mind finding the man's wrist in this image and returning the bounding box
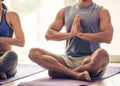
[77,32,83,38]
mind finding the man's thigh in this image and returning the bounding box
[30,48,67,66]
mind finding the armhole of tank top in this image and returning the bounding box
[64,3,76,16]
[4,10,13,30]
[97,6,103,23]
[3,10,13,37]
[64,6,71,23]
[98,6,104,14]
[64,6,68,24]
[0,10,4,25]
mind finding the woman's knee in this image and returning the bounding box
[0,50,18,73]
[2,50,18,63]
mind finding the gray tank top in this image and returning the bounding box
[64,3,102,57]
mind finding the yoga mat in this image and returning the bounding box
[0,64,45,85]
[18,66,120,86]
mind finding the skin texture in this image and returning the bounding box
[0,0,25,79]
[0,1,25,54]
[28,0,113,81]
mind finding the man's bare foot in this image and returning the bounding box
[0,72,7,80]
[75,71,91,81]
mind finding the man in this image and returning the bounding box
[28,0,113,81]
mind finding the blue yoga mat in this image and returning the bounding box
[0,64,45,85]
[18,66,120,86]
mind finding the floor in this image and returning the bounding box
[89,63,120,86]
[1,63,120,86]
[89,74,120,86]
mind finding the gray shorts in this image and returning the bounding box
[61,55,88,69]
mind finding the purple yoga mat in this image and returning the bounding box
[0,64,45,85]
[18,66,120,86]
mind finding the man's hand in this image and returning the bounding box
[71,14,83,37]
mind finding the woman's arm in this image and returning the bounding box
[0,11,25,47]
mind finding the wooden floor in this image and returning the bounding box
[1,63,120,86]
[89,74,120,86]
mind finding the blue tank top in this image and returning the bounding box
[64,3,102,57]
[0,10,13,37]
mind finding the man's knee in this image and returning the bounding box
[96,48,109,60]
[28,48,41,61]
[93,48,109,65]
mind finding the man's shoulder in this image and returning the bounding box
[64,3,77,12]
[66,3,77,8]
[99,7,110,17]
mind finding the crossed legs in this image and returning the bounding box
[29,48,109,80]
[0,50,18,79]
[29,48,91,81]
[74,48,109,78]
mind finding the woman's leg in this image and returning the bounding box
[0,50,18,79]
[6,58,18,78]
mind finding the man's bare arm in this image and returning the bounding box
[76,8,114,44]
[45,8,74,41]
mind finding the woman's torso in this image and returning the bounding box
[0,10,13,54]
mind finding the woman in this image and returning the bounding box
[0,0,25,79]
